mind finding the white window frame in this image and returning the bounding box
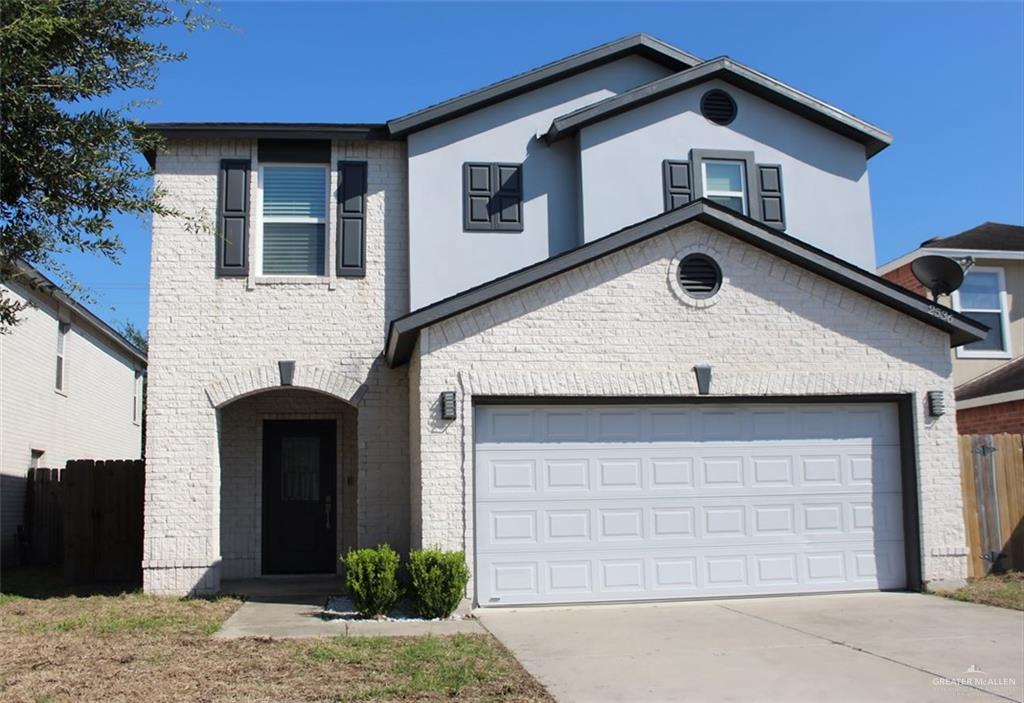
[255,162,330,278]
[952,266,1012,359]
[701,159,748,216]
[55,320,70,394]
[132,370,143,425]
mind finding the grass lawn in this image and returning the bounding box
[0,569,551,702]
[937,571,1024,611]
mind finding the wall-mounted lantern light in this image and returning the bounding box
[440,391,457,420]
[927,390,946,418]
[694,365,712,395]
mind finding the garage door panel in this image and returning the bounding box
[476,404,906,606]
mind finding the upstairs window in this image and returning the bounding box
[55,321,69,392]
[701,160,747,215]
[260,164,328,276]
[953,268,1011,358]
[133,371,143,424]
[463,163,523,231]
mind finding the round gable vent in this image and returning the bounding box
[700,89,737,125]
[678,254,722,299]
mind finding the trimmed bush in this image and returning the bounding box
[343,545,402,618]
[408,548,470,619]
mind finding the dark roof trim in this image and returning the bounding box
[955,356,1024,402]
[143,123,390,167]
[8,260,148,366]
[385,200,985,367]
[386,34,700,137]
[544,58,893,157]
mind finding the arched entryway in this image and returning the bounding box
[216,387,358,580]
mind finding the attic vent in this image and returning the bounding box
[700,89,737,125]
[678,254,722,299]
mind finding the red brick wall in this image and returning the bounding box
[882,262,928,296]
[956,400,1024,435]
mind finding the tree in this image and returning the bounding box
[0,0,218,330]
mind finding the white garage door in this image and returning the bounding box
[474,403,906,606]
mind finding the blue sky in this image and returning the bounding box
[57,1,1024,334]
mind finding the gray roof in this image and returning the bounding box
[386,34,700,137]
[922,222,1024,251]
[543,57,893,157]
[9,261,147,366]
[384,200,985,367]
[956,356,1024,403]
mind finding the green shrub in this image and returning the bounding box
[343,545,402,618]
[408,548,470,619]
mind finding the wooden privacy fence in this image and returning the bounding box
[21,460,144,584]
[959,434,1024,577]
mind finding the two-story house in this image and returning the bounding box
[1,262,147,565]
[880,222,1023,435]
[143,35,984,603]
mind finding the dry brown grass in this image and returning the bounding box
[939,571,1024,611]
[0,579,551,702]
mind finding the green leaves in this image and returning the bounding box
[0,0,220,330]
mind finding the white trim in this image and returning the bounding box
[956,390,1024,411]
[701,159,748,216]
[878,247,1024,275]
[255,162,330,278]
[951,266,1012,359]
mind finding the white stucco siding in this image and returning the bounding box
[0,282,143,559]
[578,79,877,269]
[412,221,966,595]
[144,138,409,594]
[407,55,674,309]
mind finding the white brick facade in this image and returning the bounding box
[411,222,968,589]
[145,138,409,594]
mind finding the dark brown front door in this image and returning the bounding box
[262,420,336,574]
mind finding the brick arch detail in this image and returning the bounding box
[204,364,365,408]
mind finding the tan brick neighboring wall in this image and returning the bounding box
[413,222,967,592]
[145,138,409,595]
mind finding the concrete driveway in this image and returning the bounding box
[477,593,1023,703]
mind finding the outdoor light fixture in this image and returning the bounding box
[927,390,946,418]
[440,391,457,420]
[278,360,295,386]
[694,365,712,395]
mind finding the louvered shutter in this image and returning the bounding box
[216,159,250,276]
[337,161,368,277]
[757,164,786,230]
[662,160,692,211]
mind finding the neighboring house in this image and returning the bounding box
[144,35,985,602]
[880,223,1023,434]
[0,262,147,565]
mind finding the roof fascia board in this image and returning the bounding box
[385,201,985,367]
[147,123,390,140]
[544,58,892,157]
[7,261,147,366]
[386,34,700,137]
[955,390,1023,410]
[878,247,1024,275]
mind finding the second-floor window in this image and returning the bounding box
[260,164,328,276]
[55,320,69,392]
[701,160,748,215]
[953,267,1011,358]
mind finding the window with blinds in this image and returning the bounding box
[261,165,327,275]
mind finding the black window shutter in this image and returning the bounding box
[337,161,368,277]
[493,163,523,231]
[662,160,692,211]
[757,164,786,230]
[464,163,493,231]
[216,159,250,276]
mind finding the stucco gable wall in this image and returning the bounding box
[413,221,965,589]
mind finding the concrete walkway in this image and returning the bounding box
[478,592,1024,703]
[214,576,483,639]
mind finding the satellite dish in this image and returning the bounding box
[911,255,968,298]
